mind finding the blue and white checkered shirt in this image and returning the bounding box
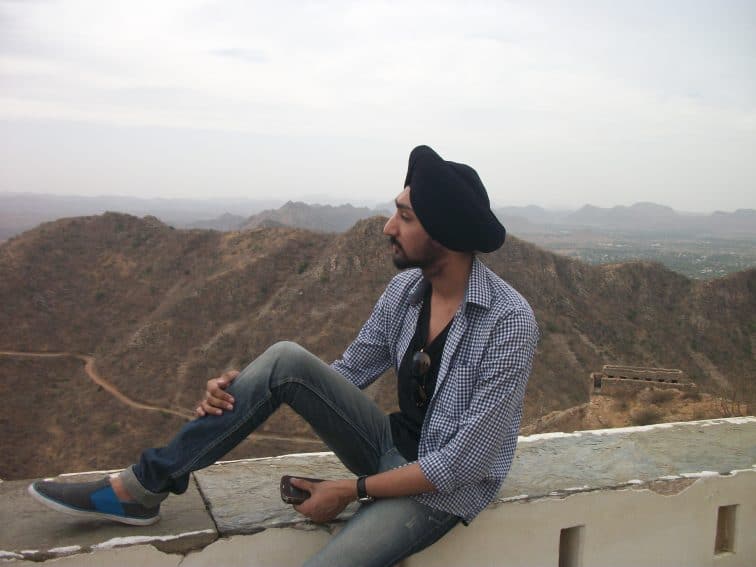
[331,257,539,523]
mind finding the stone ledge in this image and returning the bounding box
[1,470,217,562]
[2,417,754,563]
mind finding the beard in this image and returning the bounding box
[390,237,443,270]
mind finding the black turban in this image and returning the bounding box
[404,145,506,253]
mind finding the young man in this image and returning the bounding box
[29,145,539,566]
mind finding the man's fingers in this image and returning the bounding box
[203,401,223,416]
[208,381,235,404]
[207,389,234,408]
[203,395,230,414]
[208,381,227,395]
[198,370,239,417]
[217,370,240,389]
[199,392,227,415]
[290,477,313,492]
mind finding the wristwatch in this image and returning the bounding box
[356,475,374,503]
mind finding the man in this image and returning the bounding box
[29,145,539,566]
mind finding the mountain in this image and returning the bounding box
[707,209,756,235]
[241,201,392,232]
[494,205,570,226]
[0,214,753,479]
[3,194,752,241]
[184,213,247,231]
[564,203,756,236]
[0,193,281,240]
[567,202,685,230]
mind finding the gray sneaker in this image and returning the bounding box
[28,478,160,526]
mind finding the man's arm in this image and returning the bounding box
[291,463,434,523]
[330,288,393,388]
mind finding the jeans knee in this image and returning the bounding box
[263,341,312,376]
[266,340,305,361]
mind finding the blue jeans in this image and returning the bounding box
[121,341,459,566]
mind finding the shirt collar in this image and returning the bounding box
[408,257,491,310]
[465,256,492,310]
[409,277,429,306]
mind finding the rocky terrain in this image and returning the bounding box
[0,213,753,479]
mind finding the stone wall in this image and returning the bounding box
[3,417,755,566]
[589,364,696,396]
[602,364,687,383]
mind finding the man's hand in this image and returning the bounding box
[196,370,239,417]
[291,478,356,523]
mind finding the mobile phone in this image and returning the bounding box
[280,475,325,504]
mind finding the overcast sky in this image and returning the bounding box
[1,0,754,212]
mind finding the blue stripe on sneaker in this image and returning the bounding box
[90,486,125,517]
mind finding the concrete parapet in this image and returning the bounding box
[2,417,755,566]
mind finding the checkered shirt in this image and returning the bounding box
[331,257,539,523]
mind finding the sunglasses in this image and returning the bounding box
[411,349,432,407]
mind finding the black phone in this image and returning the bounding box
[280,475,324,504]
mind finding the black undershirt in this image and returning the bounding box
[389,285,452,461]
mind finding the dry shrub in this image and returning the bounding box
[648,389,676,405]
[681,389,702,401]
[631,406,662,426]
[692,409,710,421]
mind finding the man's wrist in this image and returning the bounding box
[334,479,359,503]
[356,475,375,503]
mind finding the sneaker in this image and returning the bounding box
[28,477,160,526]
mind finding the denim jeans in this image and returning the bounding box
[121,341,459,566]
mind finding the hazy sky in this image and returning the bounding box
[1,0,754,212]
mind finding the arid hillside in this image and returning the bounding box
[0,213,753,479]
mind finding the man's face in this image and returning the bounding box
[383,186,444,270]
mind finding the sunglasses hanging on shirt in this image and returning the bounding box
[411,286,433,408]
[412,349,432,407]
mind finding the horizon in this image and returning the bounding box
[0,190,753,216]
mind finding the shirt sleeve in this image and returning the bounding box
[418,307,539,494]
[330,288,393,389]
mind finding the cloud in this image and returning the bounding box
[210,48,267,63]
[0,0,753,210]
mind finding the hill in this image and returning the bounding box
[0,193,281,239]
[521,388,731,435]
[0,214,753,478]
[241,201,391,232]
[562,203,756,236]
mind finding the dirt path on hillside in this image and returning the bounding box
[0,350,194,419]
[0,350,325,445]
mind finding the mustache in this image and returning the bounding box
[389,237,403,250]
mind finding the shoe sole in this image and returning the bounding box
[28,483,160,526]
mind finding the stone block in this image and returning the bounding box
[194,452,358,535]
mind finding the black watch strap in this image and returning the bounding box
[356,475,374,502]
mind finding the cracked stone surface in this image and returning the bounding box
[194,453,359,535]
[502,417,756,500]
[0,471,216,562]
